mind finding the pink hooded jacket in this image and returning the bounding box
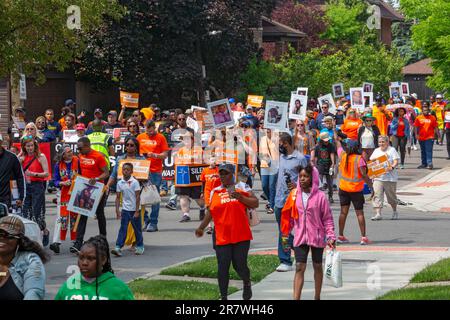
[281,166,336,248]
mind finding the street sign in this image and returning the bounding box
[19,74,26,100]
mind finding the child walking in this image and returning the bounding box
[281,164,336,300]
[111,163,144,256]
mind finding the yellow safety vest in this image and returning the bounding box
[87,132,111,169]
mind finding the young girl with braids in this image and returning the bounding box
[55,235,134,300]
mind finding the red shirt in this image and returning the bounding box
[209,187,253,245]
[23,155,46,182]
[79,150,108,179]
[137,133,169,173]
[397,118,405,137]
[414,114,437,141]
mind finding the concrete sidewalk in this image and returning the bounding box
[229,247,450,300]
[397,166,450,213]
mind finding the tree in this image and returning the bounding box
[76,0,277,108]
[400,0,450,93]
[391,21,425,65]
[0,0,123,82]
[270,0,329,52]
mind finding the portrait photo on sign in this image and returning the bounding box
[363,82,374,93]
[332,83,344,98]
[401,82,410,96]
[207,99,234,129]
[318,94,336,114]
[264,100,288,130]
[288,94,308,120]
[389,85,401,99]
[67,176,104,218]
[363,92,374,109]
[350,88,365,111]
[296,87,308,96]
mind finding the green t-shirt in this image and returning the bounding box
[55,272,134,300]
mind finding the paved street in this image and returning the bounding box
[44,144,450,299]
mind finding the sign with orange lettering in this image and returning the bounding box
[120,91,139,109]
[117,159,150,180]
[367,154,390,179]
[247,95,264,108]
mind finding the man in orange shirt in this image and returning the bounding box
[414,105,439,169]
[341,109,362,141]
[372,95,393,136]
[70,137,110,254]
[137,120,169,232]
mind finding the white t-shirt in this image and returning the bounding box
[302,192,310,208]
[116,177,141,211]
[370,147,400,182]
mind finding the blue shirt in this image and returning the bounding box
[275,150,307,208]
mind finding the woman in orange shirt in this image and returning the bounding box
[341,109,362,141]
[195,163,258,300]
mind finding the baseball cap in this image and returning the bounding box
[246,105,253,110]
[229,98,236,104]
[436,94,443,99]
[337,106,346,112]
[76,123,86,130]
[319,131,331,142]
[324,116,334,122]
[65,99,75,106]
[411,93,418,99]
[185,109,193,115]
[0,215,25,237]
[107,110,117,116]
[218,163,236,174]
[94,108,103,114]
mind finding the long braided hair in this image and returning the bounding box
[82,235,113,299]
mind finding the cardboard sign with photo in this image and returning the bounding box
[389,85,401,99]
[288,93,308,120]
[350,88,365,113]
[296,87,308,97]
[401,82,410,96]
[363,92,374,109]
[332,83,345,98]
[67,176,105,217]
[207,99,235,129]
[264,100,288,130]
[318,93,337,114]
[363,82,374,93]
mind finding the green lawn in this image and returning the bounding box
[410,258,450,283]
[160,254,279,283]
[129,279,238,300]
[377,286,450,300]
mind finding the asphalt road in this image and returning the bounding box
[43,143,450,299]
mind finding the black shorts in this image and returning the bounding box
[175,186,202,199]
[294,245,324,264]
[338,189,365,210]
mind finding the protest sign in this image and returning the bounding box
[367,154,390,179]
[389,84,401,99]
[120,91,139,108]
[288,94,308,120]
[247,95,264,108]
[265,101,288,130]
[350,88,365,113]
[162,149,174,180]
[296,87,308,96]
[332,83,344,98]
[318,94,336,114]
[445,111,450,123]
[401,82,410,96]
[67,176,105,217]
[192,106,214,130]
[363,92,374,109]
[63,130,79,143]
[117,159,150,180]
[12,117,26,130]
[174,164,208,187]
[113,128,130,143]
[207,99,234,129]
[186,117,199,132]
[363,82,374,93]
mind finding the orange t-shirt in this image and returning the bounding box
[209,187,253,245]
[79,150,108,179]
[58,117,66,129]
[137,133,169,173]
[341,118,362,140]
[414,114,437,141]
[373,105,392,135]
[200,167,221,207]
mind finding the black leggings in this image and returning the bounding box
[215,240,251,299]
[392,135,407,165]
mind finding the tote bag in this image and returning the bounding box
[325,249,343,288]
[140,183,161,206]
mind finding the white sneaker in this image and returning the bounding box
[276,263,293,272]
[111,247,122,257]
[413,145,418,151]
[391,211,398,220]
[371,214,382,221]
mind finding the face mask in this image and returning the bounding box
[279,145,287,155]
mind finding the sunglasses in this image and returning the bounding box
[126,143,136,147]
[297,124,305,127]
[25,127,35,131]
[0,231,20,240]
[128,125,137,128]
[178,118,186,121]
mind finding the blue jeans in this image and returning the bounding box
[419,139,434,166]
[261,174,278,209]
[148,172,162,227]
[116,210,143,248]
[274,207,293,266]
[161,179,168,192]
